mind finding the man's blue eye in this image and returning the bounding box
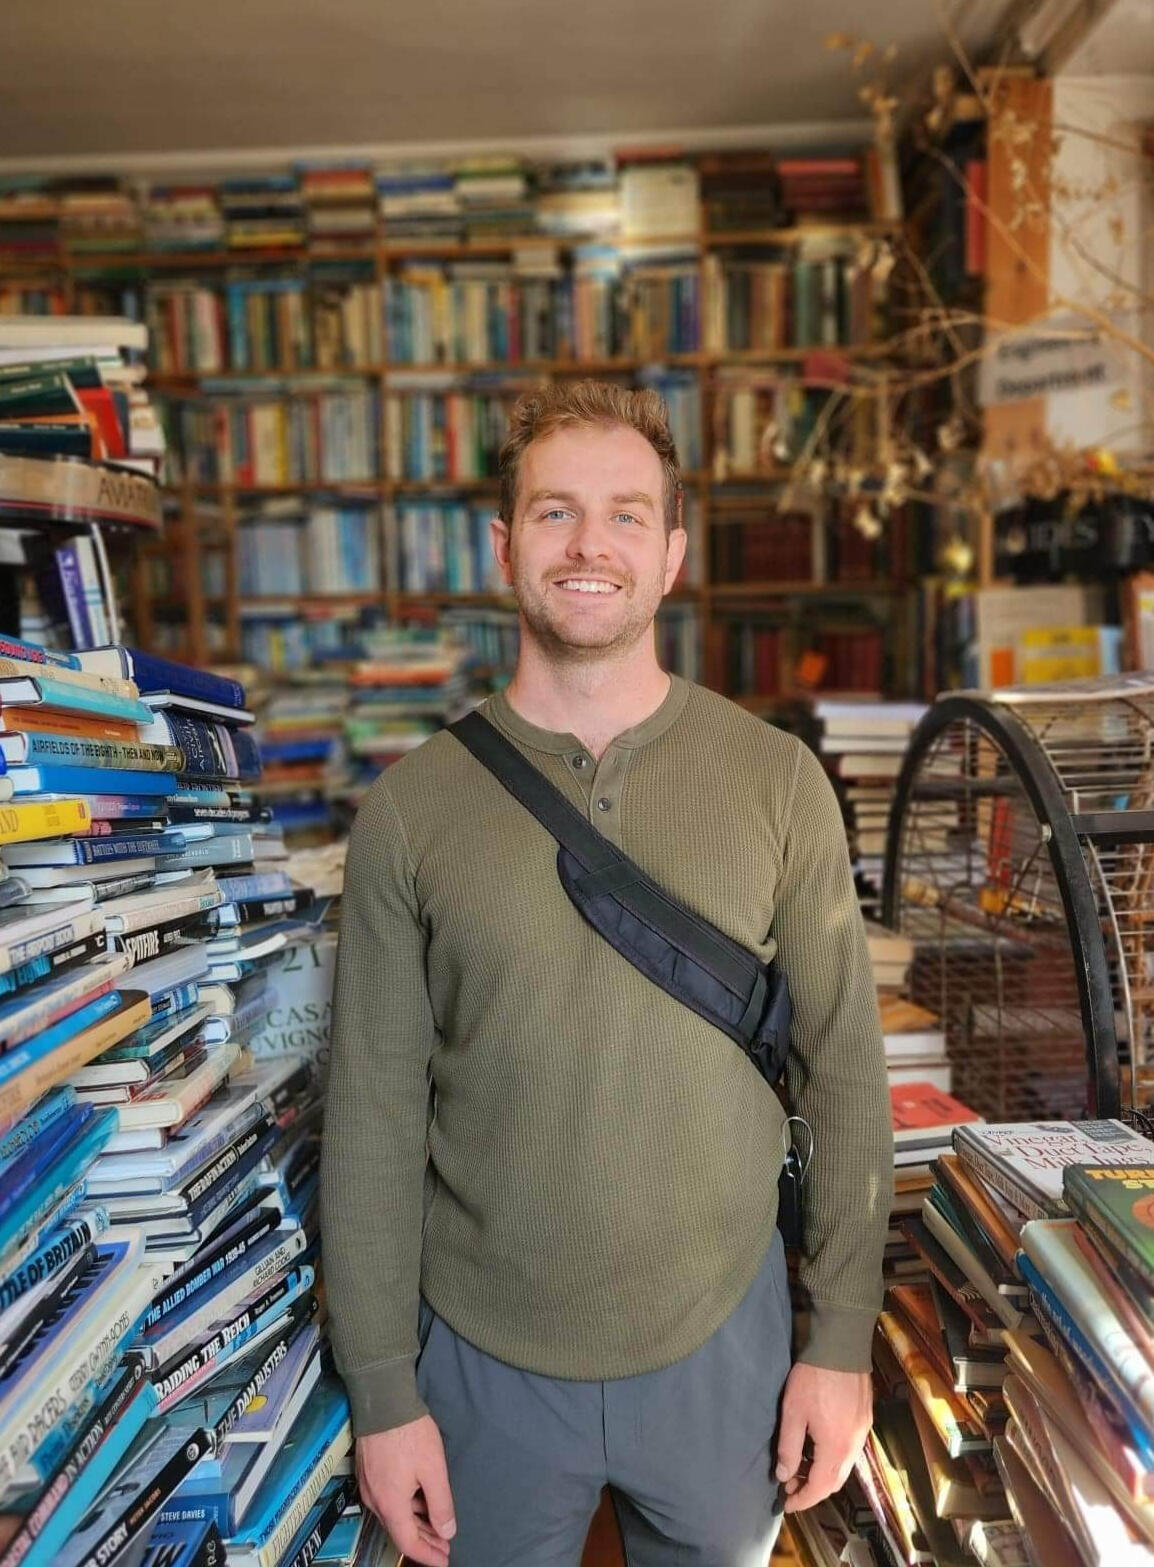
[544,509,569,521]
[615,513,640,525]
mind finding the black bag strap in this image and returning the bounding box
[450,709,756,999]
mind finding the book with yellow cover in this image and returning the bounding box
[0,798,90,843]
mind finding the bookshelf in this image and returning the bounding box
[1,149,915,702]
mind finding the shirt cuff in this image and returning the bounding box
[796,1299,878,1372]
[341,1353,428,1436]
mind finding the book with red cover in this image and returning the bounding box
[892,1082,983,1143]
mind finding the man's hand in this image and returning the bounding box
[774,1363,872,1514]
[356,1417,457,1566]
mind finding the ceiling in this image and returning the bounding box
[2,0,1024,173]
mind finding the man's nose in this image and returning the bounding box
[564,514,613,558]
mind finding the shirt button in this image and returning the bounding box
[572,754,588,770]
[596,796,612,812]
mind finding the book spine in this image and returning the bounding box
[0,800,91,847]
[1063,1178,1154,1295]
[0,957,129,1051]
[278,1477,356,1567]
[0,1088,76,1173]
[246,1421,351,1567]
[154,1284,316,1412]
[141,1203,282,1330]
[10,737,184,774]
[0,1254,165,1492]
[142,1228,304,1366]
[0,640,77,671]
[0,1208,111,1314]
[72,1427,215,1567]
[0,998,150,1126]
[953,1141,1050,1222]
[0,913,104,978]
[10,767,176,799]
[53,548,93,650]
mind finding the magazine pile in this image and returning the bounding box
[790,1113,1154,1567]
[0,634,386,1567]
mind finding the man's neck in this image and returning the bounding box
[503,640,672,760]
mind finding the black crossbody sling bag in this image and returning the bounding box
[450,709,807,1245]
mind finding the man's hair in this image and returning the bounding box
[498,380,683,534]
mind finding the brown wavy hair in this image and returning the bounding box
[498,380,683,534]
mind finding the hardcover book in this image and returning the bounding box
[954,1121,1154,1219]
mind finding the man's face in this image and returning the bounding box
[490,424,688,661]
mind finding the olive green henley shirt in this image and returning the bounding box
[321,676,893,1436]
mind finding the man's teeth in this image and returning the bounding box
[557,580,618,594]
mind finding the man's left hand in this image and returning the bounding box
[773,1363,872,1513]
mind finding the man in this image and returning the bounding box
[321,381,892,1567]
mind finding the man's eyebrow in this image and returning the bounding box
[522,489,657,508]
[524,489,579,506]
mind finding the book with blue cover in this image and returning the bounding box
[0,1086,76,1175]
[4,765,177,798]
[77,649,246,712]
[0,678,153,728]
[1,832,184,866]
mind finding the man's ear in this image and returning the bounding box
[663,527,689,594]
[490,516,513,587]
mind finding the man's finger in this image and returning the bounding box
[783,1458,841,1514]
[389,1516,450,1567]
[419,1463,458,1542]
[773,1398,807,1483]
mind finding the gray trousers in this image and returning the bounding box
[415,1232,792,1567]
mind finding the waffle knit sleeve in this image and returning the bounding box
[774,741,893,1372]
[320,782,438,1435]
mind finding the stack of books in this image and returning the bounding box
[173,382,379,487]
[0,315,164,489]
[299,166,377,247]
[842,1115,1154,1567]
[342,632,468,798]
[813,699,928,918]
[0,630,374,1567]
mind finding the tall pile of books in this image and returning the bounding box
[0,632,386,1566]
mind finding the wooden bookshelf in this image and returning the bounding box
[6,150,917,694]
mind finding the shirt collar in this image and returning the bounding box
[484,674,690,755]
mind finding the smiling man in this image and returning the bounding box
[321,382,892,1567]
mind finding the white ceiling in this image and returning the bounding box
[2,0,1023,173]
[1061,0,1154,75]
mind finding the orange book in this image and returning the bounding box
[0,706,139,743]
[936,1152,1022,1274]
[889,1283,954,1383]
[891,1082,982,1136]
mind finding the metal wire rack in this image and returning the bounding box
[881,673,1154,1123]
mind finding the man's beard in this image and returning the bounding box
[509,547,667,662]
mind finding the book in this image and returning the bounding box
[0,679,152,727]
[1063,1162,1154,1294]
[105,1042,240,1132]
[0,734,183,774]
[935,1153,1023,1275]
[2,831,180,865]
[0,708,138,743]
[4,765,176,799]
[76,651,245,712]
[0,801,90,845]
[891,1084,983,1147]
[0,953,131,1049]
[954,1121,1154,1220]
[876,1310,990,1457]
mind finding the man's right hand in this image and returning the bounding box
[356,1416,457,1567]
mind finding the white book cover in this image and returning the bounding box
[955,1121,1154,1218]
[15,858,156,889]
